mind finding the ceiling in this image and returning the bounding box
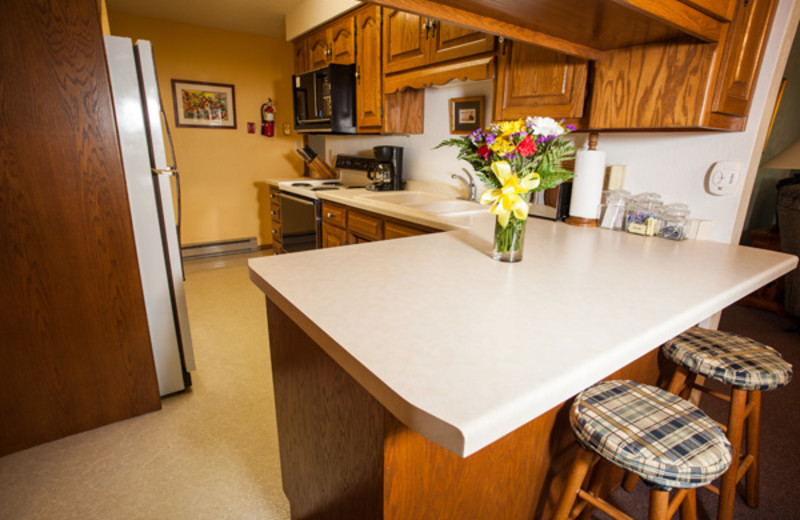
[106,0,300,39]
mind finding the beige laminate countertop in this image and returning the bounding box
[249,199,798,458]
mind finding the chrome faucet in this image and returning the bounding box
[451,169,477,201]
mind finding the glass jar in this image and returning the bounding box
[599,190,630,231]
[658,203,690,240]
[625,193,664,236]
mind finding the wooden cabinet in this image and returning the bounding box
[295,13,356,74]
[321,201,437,247]
[679,0,737,21]
[383,9,494,74]
[355,5,384,132]
[588,0,777,131]
[494,41,588,127]
[269,186,283,254]
[710,0,776,117]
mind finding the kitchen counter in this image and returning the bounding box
[248,208,797,518]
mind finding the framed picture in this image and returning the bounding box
[449,96,484,134]
[171,79,236,129]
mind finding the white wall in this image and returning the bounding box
[324,0,800,244]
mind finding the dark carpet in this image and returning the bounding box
[601,304,800,519]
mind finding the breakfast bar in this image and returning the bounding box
[248,216,797,519]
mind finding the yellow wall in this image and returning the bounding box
[109,12,304,246]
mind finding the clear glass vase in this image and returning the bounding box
[492,215,528,262]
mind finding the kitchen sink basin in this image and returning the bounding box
[357,191,449,205]
[405,199,484,215]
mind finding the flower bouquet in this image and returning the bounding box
[436,117,576,262]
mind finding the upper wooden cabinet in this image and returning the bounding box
[589,0,777,130]
[679,0,737,21]
[355,5,384,132]
[383,9,494,74]
[494,40,588,127]
[367,0,726,60]
[295,14,356,73]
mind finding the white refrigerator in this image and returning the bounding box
[104,35,196,396]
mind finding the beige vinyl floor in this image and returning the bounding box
[0,251,290,520]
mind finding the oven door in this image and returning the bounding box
[279,193,318,253]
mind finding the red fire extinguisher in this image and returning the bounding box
[261,99,275,137]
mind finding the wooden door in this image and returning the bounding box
[329,15,356,65]
[308,28,330,70]
[429,21,495,65]
[711,0,776,117]
[294,37,308,74]
[322,224,348,248]
[494,42,588,125]
[383,9,428,74]
[356,5,384,132]
[0,0,161,456]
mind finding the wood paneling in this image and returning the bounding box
[679,0,737,20]
[266,300,384,519]
[429,21,495,64]
[494,41,588,126]
[0,0,161,456]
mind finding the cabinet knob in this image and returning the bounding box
[326,212,335,218]
[271,210,277,215]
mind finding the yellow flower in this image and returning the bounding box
[480,161,541,227]
[489,137,515,156]
[495,120,525,137]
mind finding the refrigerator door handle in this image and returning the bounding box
[160,109,178,170]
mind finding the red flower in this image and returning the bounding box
[517,135,537,157]
[477,144,492,161]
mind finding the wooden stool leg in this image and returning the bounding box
[680,488,697,520]
[649,488,670,520]
[745,390,761,508]
[718,387,748,520]
[553,448,596,520]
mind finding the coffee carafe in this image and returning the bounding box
[367,146,405,191]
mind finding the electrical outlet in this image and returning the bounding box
[706,161,740,196]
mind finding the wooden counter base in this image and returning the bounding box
[266,298,668,519]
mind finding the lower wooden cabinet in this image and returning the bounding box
[269,186,284,255]
[321,201,438,248]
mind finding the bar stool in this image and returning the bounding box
[661,327,793,520]
[553,380,732,520]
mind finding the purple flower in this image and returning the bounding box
[485,133,496,145]
[566,124,576,131]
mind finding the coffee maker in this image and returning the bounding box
[367,146,405,191]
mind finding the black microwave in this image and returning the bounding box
[293,64,356,134]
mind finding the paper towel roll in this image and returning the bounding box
[569,150,606,220]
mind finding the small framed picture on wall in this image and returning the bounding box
[449,96,484,134]
[171,79,237,129]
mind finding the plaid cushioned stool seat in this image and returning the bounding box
[571,380,732,489]
[663,327,792,390]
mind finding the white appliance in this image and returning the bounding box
[104,36,196,396]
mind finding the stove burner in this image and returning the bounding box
[347,185,367,189]
[311,186,341,191]
[291,182,312,187]
[322,181,343,186]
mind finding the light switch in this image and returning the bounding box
[706,161,741,196]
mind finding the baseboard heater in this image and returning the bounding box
[181,237,258,259]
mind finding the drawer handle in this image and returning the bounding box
[272,229,277,234]
[326,212,335,218]
[271,210,277,215]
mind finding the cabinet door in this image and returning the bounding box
[356,5,384,132]
[711,0,776,117]
[494,42,588,124]
[384,221,433,240]
[308,28,331,70]
[294,38,308,74]
[322,224,347,248]
[429,21,495,65]
[329,15,356,65]
[383,9,428,74]
[348,210,383,241]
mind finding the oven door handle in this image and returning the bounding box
[280,193,316,206]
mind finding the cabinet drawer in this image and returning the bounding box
[269,187,281,203]
[322,202,347,228]
[348,210,383,241]
[270,203,280,220]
